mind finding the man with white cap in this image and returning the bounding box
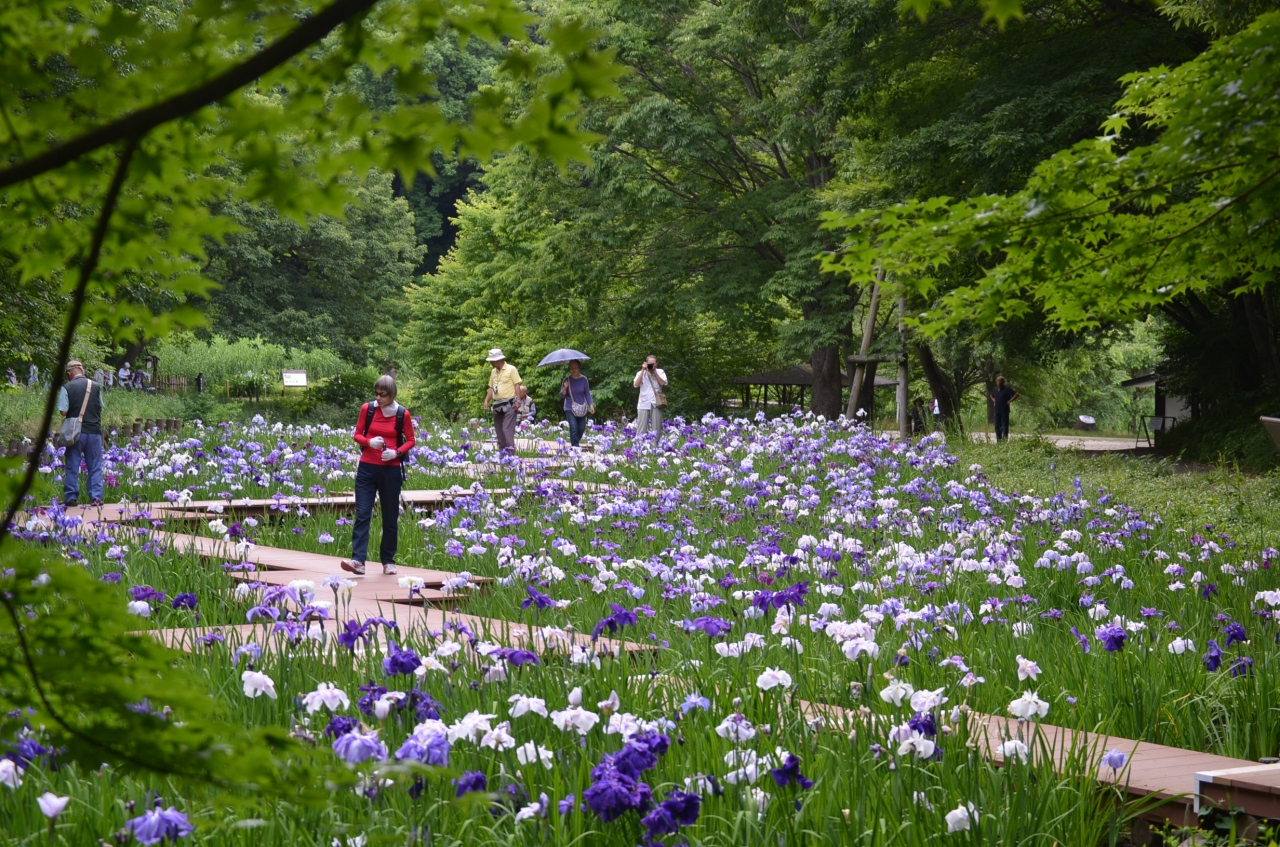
[482,348,525,454]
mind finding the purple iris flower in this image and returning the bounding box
[583,765,652,822]
[1222,622,1247,647]
[591,604,639,641]
[337,620,371,650]
[1230,656,1254,678]
[125,806,194,845]
[558,794,577,814]
[1101,749,1127,771]
[332,729,387,764]
[130,585,166,604]
[383,641,422,677]
[357,682,388,717]
[492,647,541,667]
[196,631,225,647]
[1203,639,1223,672]
[454,770,487,796]
[772,581,809,608]
[521,586,555,610]
[641,790,702,841]
[246,604,280,622]
[680,693,711,714]
[170,593,198,611]
[1094,624,1127,652]
[682,616,733,638]
[323,716,358,740]
[1201,583,1219,600]
[771,753,815,790]
[395,733,450,767]
[907,712,937,738]
[1069,626,1091,653]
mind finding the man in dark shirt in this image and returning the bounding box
[990,376,1018,442]
[57,360,104,507]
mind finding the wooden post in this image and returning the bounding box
[847,269,883,419]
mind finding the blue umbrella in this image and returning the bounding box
[537,348,591,367]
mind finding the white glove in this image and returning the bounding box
[381,448,398,462]
[368,436,385,449]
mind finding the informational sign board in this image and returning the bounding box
[282,370,308,387]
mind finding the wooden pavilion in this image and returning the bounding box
[729,364,897,412]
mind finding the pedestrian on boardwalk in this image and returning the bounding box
[990,375,1019,442]
[340,374,415,577]
[633,355,667,437]
[58,360,104,507]
[483,348,525,454]
[560,359,595,447]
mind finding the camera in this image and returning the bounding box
[646,363,655,371]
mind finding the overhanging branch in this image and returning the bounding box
[0,0,381,190]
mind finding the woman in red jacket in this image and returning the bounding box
[341,375,415,576]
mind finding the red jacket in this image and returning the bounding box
[353,403,416,465]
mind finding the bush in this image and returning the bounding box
[312,367,380,409]
[0,388,186,442]
[152,333,351,389]
[1160,389,1280,473]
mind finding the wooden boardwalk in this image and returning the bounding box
[803,701,1280,827]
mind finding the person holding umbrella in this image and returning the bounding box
[559,359,595,447]
[537,348,595,448]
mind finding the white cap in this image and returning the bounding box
[486,348,506,362]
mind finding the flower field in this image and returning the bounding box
[5,413,1280,846]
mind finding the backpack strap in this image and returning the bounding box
[395,406,406,449]
[361,402,377,437]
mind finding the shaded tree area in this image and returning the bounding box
[828,0,1205,426]
[204,170,424,366]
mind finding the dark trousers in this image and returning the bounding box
[994,410,1010,441]
[351,462,402,565]
[494,406,518,453]
[566,411,587,446]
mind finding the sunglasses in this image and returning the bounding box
[375,390,390,397]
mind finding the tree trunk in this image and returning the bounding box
[914,340,962,429]
[810,344,844,419]
[847,275,882,419]
[853,362,878,424]
[1239,284,1280,391]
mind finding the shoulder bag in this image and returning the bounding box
[646,371,668,408]
[55,380,93,448]
[567,378,590,418]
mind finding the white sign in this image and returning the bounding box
[282,370,307,387]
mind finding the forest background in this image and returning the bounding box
[4,0,1280,470]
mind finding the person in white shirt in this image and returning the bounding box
[633,355,668,437]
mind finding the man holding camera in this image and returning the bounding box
[483,348,526,454]
[633,355,668,437]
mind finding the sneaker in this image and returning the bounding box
[340,559,366,575]
[64,499,78,508]
[382,563,398,575]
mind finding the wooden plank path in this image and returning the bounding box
[802,700,1280,826]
